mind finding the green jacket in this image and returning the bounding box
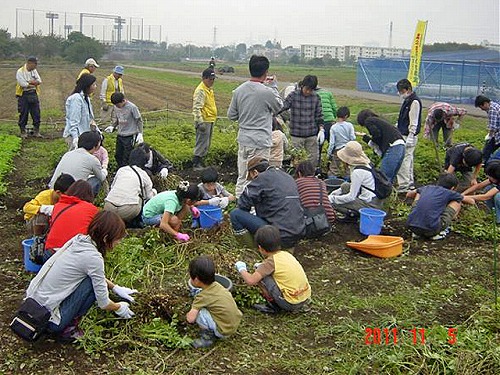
[316,89,337,123]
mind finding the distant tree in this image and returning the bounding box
[20,32,45,57]
[41,35,64,58]
[274,41,282,50]
[265,40,274,49]
[308,57,324,66]
[214,46,229,60]
[63,32,104,63]
[0,29,20,57]
[288,55,300,64]
[423,42,484,52]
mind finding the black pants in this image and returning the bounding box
[483,137,500,163]
[17,91,41,131]
[115,134,135,168]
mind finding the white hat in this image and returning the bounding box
[337,141,371,165]
[85,58,99,68]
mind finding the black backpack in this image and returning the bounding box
[354,165,393,199]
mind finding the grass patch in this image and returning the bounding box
[0,132,21,195]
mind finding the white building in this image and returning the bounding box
[301,44,410,61]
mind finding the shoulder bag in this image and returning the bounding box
[304,180,331,239]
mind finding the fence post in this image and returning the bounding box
[459,60,465,103]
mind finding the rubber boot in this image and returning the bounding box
[234,229,256,249]
[192,156,203,171]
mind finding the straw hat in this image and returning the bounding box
[337,141,371,165]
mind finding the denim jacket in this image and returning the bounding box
[63,92,94,138]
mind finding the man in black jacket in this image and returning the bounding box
[230,157,305,249]
[137,143,174,178]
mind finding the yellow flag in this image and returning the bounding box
[407,20,428,87]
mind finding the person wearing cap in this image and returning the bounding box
[77,58,99,81]
[15,56,42,138]
[227,55,283,198]
[328,141,382,216]
[229,157,305,249]
[100,65,125,125]
[192,68,217,170]
[279,75,324,167]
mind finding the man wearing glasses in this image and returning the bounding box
[192,68,217,170]
[15,56,42,138]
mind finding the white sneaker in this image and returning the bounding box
[431,227,450,240]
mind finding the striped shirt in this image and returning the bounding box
[487,101,500,143]
[423,102,467,139]
[296,176,336,225]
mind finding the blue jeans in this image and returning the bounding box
[483,138,500,163]
[484,185,500,224]
[87,176,102,198]
[381,144,405,184]
[230,208,268,234]
[195,308,224,338]
[47,277,96,333]
[142,213,163,226]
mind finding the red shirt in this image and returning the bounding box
[296,176,336,225]
[45,194,99,250]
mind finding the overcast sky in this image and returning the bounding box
[2,0,499,48]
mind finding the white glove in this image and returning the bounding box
[102,169,108,179]
[135,133,144,145]
[72,137,79,149]
[115,301,135,319]
[453,122,460,130]
[317,129,325,145]
[253,262,262,269]
[485,134,492,141]
[235,261,248,273]
[39,205,54,216]
[112,285,139,303]
[208,197,221,206]
[152,188,158,196]
[405,134,417,148]
[159,168,169,179]
[219,197,229,209]
[104,126,114,133]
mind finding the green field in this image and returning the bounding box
[0,64,498,375]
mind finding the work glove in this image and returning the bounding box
[219,197,229,209]
[191,206,200,219]
[485,134,492,141]
[317,129,325,145]
[175,232,190,242]
[115,302,135,319]
[152,188,158,195]
[405,134,417,148]
[72,137,79,149]
[235,261,248,273]
[39,205,54,216]
[135,133,144,145]
[453,122,460,130]
[253,262,262,269]
[112,285,139,303]
[208,197,221,207]
[102,169,108,179]
[159,168,169,179]
[104,126,115,133]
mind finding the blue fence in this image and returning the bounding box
[357,58,500,104]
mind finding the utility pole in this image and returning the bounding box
[212,26,217,51]
[389,21,393,48]
[114,16,126,44]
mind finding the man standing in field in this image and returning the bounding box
[395,78,422,193]
[100,65,125,125]
[192,68,217,171]
[77,58,99,81]
[475,95,500,162]
[227,55,283,197]
[15,56,42,138]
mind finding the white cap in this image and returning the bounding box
[85,58,99,68]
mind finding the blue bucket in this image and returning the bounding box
[359,208,387,235]
[22,238,42,273]
[198,205,223,229]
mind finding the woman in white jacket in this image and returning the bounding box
[26,211,137,342]
[104,147,156,223]
[63,74,97,150]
